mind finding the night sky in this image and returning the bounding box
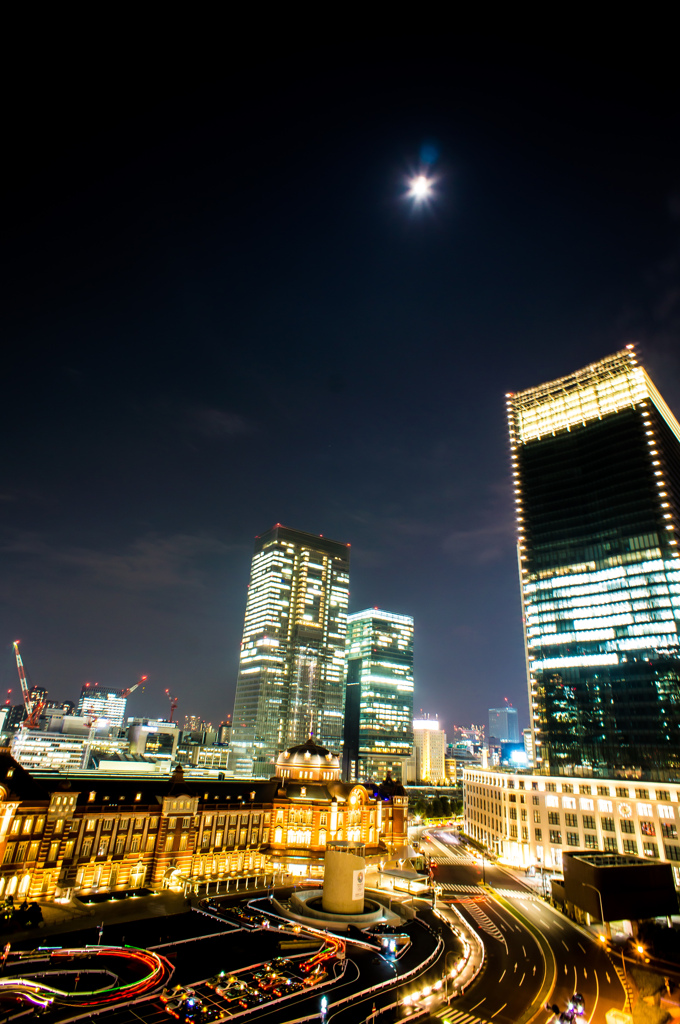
[3,33,679,734]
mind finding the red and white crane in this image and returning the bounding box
[12,640,45,729]
[165,689,178,723]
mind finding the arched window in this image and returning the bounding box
[6,876,18,897]
[319,830,326,846]
[274,826,283,844]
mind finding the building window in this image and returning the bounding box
[643,842,658,858]
[22,818,33,835]
[119,819,129,831]
[85,819,97,832]
[510,825,518,839]
[661,823,678,840]
[146,836,155,853]
[274,827,282,844]
[149,818,159,830]
[635,789,650,800]
[26,841,39,861]
[640,821,656,837]
[549,830,562,844]
[565,813,578,828]
[48,842,60,861]
[2,846,14,865]
[98,839,109,857]
[164,835,174,853]
[533,810,541,824]
[548,812,560,826]
[597,786,610,796]
[616,787,629,798]
[64,840,75,859]
[102,819,113,831]
[534,828,542,841]
[81,839,93,858]
[88,792,96,802]
[620,820,636,834]
[598,799,613,813]
[205,815,213,827]
[114,837,125,855]
[664,844,680,861]
[131,835,140,853]
[179,834,188,851]
[656,790,671,802]
[584,833,598,849]
[135,793,142,802]
[622,839,637,855]
[35,817,45,833]
[10,820,20,836]
[566,832,580,847]
[603,837,618,853]
[214,831,223,848]
[658,805,675,820]
[637,803,653,818]
[202,834,210,849]
[601,817,615,832]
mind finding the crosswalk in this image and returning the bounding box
[434,1007,492,1023]
[492,887,538,901]
[431,855,480,865]
[439,883,485,895]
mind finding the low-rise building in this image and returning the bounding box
[463,767,680,891]
[0,738,408,903]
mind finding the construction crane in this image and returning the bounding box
[80,675,148,769]
[12,641,45,729]
[165,689,178,723]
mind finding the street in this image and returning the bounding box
[421,829,626,1024]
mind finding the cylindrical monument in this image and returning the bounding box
[322,840,366,915]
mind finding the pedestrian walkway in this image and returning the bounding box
[431,856,479,865]
[491,887,538,901]
[434,1006,493,1023]
[439,884,485,895]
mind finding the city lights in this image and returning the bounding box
[407,174,434,201]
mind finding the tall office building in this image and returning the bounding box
[343,608,414,781]
[508,347,680,775]
[488,706,520,743]
[408,717,447,784]
[76,684,128,730]
[231,525,350,777]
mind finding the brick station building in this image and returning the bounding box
[0,739,408,902]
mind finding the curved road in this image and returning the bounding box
[421,829,626,1024]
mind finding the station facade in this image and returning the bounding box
[0,739,407,903]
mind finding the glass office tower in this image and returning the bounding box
[508,347,680,776]
[231,525,350,777]
[343,608,414,781]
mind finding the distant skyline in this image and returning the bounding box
[3,35,678,735]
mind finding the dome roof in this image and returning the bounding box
[275,737,341,779]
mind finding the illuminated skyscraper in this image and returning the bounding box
[231,525,350,777]
[508,347,680,775]
[343,608,414,781]
[76,684,128,730]
[488,706,520,743]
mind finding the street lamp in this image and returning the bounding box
[582,882,609,938]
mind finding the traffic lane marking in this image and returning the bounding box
[490,1003,507,1018]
